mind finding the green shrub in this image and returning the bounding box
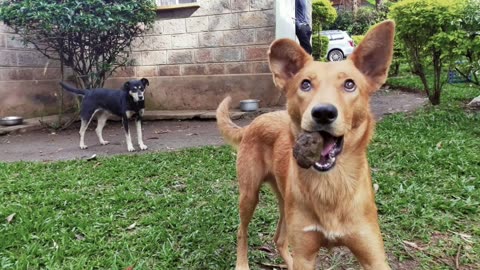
[389,0,465,105]
[450,0,480,86]
[312,0,337,31]
[331,7,386,35]
[352,35,364,47]
[312,34,330,61]
[0,0,156,89]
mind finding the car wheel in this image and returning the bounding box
[328,49,344,62]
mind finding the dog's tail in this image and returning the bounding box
[59,82,87,96]
[216,96,245,148]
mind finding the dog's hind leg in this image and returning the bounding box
[79,109,99,149]
[95,111,110,145]
[122,116,135,152]
[235,150,265,270]
[79,118,89,149]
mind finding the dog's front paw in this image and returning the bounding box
[100,140,110,145]
[127,145,136,152]
[80,144,88,149]
[139,144,148,150]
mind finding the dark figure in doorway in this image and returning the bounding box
[295,0,312,55]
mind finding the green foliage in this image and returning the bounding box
[312,34,329,61]
[389,0,465,105]
[450,0,480,86]
[0,0,156,89]
[331,7,387,35]
[312,0,337,32]
[352,35,364,46]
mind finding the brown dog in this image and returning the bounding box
[216,21,395,270]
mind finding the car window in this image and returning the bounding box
[331,34,344,40]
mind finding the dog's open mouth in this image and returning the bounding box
[312,131,344,172]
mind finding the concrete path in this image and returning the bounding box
[0,89,427,162]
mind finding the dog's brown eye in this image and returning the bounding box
[300,80,312,92]
[344,79,356,92]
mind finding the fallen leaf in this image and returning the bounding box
[75,234,85,241]
[125,266,135,270]
[172,184,187,192]
[373,183,379,193]
[53,240,59,250]
[258,262,288,269]
[6,213,15,224]
[86,154,97,161]
[449,230,473,243]
[436,141,442,149]
[186,133,198,136]
[154,129,171,134]
[403,240,426,251]
[126,222,136,230]
[257,245,274,254]
[93,162,102,169]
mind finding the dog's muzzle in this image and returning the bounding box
[312,104,343,171]
[313,131,344,172]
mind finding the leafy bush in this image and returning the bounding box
[450,0,480,86]
[352,35,364,47]
[312,0,337,33]
[0,0,156,89]
[312,35,330,61]
[389,35,408,77]
[389,0,465,105]
[331,7,386,35]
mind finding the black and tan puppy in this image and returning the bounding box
[60,79,149,152]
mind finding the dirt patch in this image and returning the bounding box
[0,89,427,162]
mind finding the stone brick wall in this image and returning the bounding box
[0,22,76,118]
[0,0,282,118]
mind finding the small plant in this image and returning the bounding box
[451,0,480,86]
[311,0,336,61]
[0,0,156,89]
[389,0,464,105]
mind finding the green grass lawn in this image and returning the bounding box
[1,77,479,269]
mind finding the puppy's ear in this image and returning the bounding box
[141,78,149,87]
[268,39,313,90]
[349,20,395,89]
[123,81,131,91]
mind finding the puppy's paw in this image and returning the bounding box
[100,141,110,145]
[80,144,88,150]
[139,144,148,150]
[127,145,136,152]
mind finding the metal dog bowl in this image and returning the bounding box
[0,116,24,126]
[239,99,259,112]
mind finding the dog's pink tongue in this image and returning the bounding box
[321,136,336,156]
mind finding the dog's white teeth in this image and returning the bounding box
[329,151,336,159]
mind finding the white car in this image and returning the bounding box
[320,30,355,62]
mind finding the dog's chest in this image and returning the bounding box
[126,109,144,119]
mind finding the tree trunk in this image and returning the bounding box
[432,49,442,105]
[352,0,359,14]
[430,90,441,105]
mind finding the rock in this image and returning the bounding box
[467,96,480,109]
[293,132,323,169]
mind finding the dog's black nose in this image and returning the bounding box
[311,104,338,124]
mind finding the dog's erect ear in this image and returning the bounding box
[349,20,395,89]
[268,39,313,90]
[123,81,131,91]
[141,78,149,87]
